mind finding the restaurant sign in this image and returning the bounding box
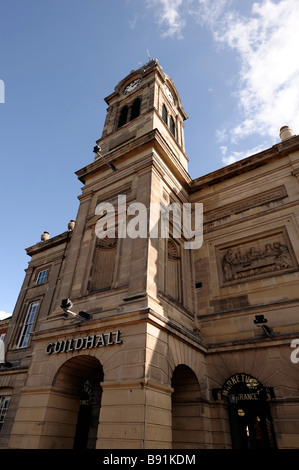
[45,330,122,355]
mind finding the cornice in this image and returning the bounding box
[190,135,299,192]
[75,128,191,188]
[26,231,70,257]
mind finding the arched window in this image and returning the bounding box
[89,237,117,292]
[162,104,168,124]
[130,98,141,121]
[118,106,128,128]
[166,239,180,301]
[169,116,175,136]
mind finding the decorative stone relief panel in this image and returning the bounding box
[166,239,181,301]
[89,236,117,292]
[217,229,297,286]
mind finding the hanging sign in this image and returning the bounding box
[222,373,265,401]
[45,330,122,355]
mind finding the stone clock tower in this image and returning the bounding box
[57,57,195,331]
[98,58,188,170]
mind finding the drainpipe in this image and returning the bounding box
[142,379,149,449]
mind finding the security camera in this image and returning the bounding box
[93,145,117,172]
[60,298,92,321]
[93,145,101,153]
[61,298,73,310]
[254,314,268,325]
[60,298,75,317]
[253,314,273,337]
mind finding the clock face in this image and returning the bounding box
[123,78,141,95]
[164,84,174,104]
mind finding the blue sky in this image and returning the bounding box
[1,0,299,317]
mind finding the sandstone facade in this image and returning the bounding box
[1,60,299,449]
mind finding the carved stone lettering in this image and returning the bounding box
[205,186,287,224]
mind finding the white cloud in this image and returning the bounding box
[146,0,299,164]
[145,0,185,38]
[221,143,268,166]
[129,14,145,30]
[0,311,11,320]
[207,0,299,142]
[192,0,232,27]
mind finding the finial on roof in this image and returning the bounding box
[41,231,49,241]
[279,126,295,141]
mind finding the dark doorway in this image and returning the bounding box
[229,400,277,449]
[73,366,103,449]
[73,390,92,449]
[51,355,103,449]
[224,374,277,449]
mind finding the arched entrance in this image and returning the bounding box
[171,365,201,448]
[52,355,103,449]
[222,374,277,449]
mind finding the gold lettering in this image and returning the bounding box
[237,393,259,401]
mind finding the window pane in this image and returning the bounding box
[118,106,128,128]
[130,98,141,121]
[17,302,39,348]
[162,104,168,124]
[36,269,49,285]
[170,117,175,136]
[0,396,11,430]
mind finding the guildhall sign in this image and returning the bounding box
[45,330,122,355]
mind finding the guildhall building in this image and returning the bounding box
[1,59,299,449]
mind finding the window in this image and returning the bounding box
[130,98,141,121]
[118,106,128,128]
[118,98,142,129]
[17,301,39,348]
[162,104,168,124]
[162,104,177,139]
[0,333,5,364]
[169,116,175,136]
[36,269,49,285]
[166,239,181,302]
[90,237,117,292]
[0,396,11,431]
